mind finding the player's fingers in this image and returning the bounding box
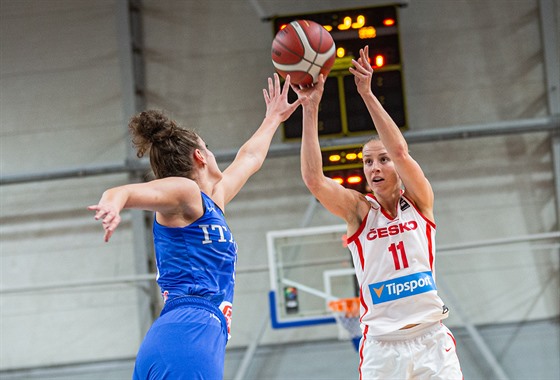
[94,210,107,220]
[352,57,366,68]
[103,215,120,240]
[101,210,117,225]
[317,74,326,87]
[361,46,370,62]
[281,75,291,95]
[350,61,367,76]
[349,66,361,75]
[360,47,373,71]
[274,73,281,96]
[268,76,274,97]
[88,205,109,221]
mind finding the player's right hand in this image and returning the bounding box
[87,204,121,242]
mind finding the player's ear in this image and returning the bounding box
[194,148,206,165]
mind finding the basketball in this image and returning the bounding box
[271,20,336,86]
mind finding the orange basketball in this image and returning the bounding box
[271,20,336,86]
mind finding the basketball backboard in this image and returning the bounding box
[266,224,358,328]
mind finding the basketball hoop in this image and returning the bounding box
[327,297,362,351]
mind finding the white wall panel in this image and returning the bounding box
[1,289,142,369]
[401,0,547,127]
[0,0,125,175]
[1,176,150,369]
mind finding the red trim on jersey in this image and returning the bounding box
[427,222,435,270]
[402,194,436,229]
[346,209,369,244]
[447,331,457,347]
[401,194,436,269]
[358,325,367,380]
[370,193,398,221]
[359,289,369,323]
[347,206,369,270]
[354,239,365,270]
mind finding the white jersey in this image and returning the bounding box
[347,193,449,336]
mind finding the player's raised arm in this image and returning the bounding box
[88,177,201,242]
[293,75,369,231]
[350,46,434,218]
[218,74,303,206]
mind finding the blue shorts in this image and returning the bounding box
[133,296,228,380]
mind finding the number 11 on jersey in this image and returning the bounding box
[389,241,408,270]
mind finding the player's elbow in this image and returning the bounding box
[246,159,263,177]
[301,172,324,193]
[236,149,264,175]
[392,144,410,162]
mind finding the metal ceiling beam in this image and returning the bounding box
[1,116,558,186]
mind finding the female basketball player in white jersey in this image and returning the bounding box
[88,74,303,379]
[294,46,463,379]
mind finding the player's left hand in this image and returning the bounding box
[263,73,303,122]
[349,45,373,96]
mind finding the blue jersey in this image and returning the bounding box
[152,191,238,334]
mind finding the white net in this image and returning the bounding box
[328,297,362,340]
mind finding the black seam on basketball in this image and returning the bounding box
[274,39,317,66]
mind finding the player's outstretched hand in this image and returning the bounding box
[291,74,326,109]
[87,203,122,242]
[349,45,373,96]
[263,73,303,122]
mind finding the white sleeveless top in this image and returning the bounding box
[346,193,449,336]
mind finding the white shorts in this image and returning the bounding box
[359,321,463,380]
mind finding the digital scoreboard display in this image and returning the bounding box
[271,5,407,140]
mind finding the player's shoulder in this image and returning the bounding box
[152,177,201,204]
[361,192,381,209]
[155,176,196,186]
[401,193,435,224]
[351,191,375,224]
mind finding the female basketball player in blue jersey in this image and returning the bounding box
[293,46,463,379]
[88,74,303,379]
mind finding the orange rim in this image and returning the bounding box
[328,297,360,317]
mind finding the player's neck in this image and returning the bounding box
[376,192,401,218]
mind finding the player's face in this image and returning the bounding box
[362,140,400,195]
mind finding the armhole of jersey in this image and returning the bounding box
[346,205,371,245]
[157,192,206,229]
[401,194,436,229]
[201,191,226,216]
[200,192,207,214]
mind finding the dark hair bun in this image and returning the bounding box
[128,110,178,157]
